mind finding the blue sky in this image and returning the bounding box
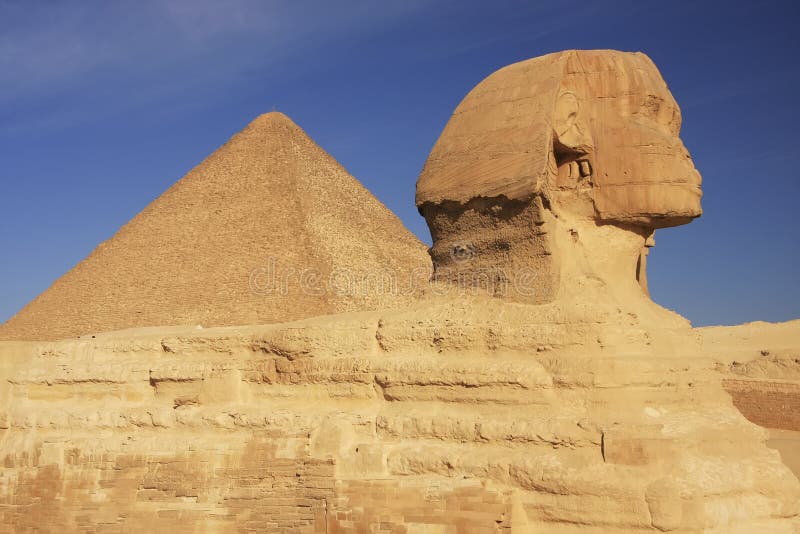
[1,0,798,327]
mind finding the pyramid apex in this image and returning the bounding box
[250,111,297,127]
[237,111,307,141]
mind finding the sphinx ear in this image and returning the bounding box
[553,91,591,151]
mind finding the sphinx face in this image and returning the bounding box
[558,52,703,228]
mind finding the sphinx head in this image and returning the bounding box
[416,50,702,302]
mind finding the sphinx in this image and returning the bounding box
[417,50,702,309]
[0,51,797,534]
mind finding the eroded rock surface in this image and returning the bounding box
[416,50,701,303]
[1,307,798,533]
[700,320,800,480]
[1,50,798,533]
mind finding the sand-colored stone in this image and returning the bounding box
[416,50,701,303]
[416,50,701,224]
[0,112,430,341]
[0,308,798,532]
[698,320,800,479]
[0,50,798,533]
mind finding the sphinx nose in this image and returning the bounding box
[676,143,696,165]
[685,154,702,187]
[678,144,692,161]
[692,169,703,191]
[674,142,702,186]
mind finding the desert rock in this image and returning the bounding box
[0,51,798,533]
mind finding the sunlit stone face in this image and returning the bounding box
[416,50,702,230]
[414,50,704,303]
[556,51,703,228]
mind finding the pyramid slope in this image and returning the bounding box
[0,113,430,341]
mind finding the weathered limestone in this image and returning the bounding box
[0,308,798,532]
[700,320,800,478]
[0,50,798,533]
[416,50,701,302]
[0,113,430,341]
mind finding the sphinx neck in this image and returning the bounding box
[550,214,649,301]
[421,196,690,328]
[547,211,694,333]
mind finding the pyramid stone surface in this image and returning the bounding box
[0,113,429,341]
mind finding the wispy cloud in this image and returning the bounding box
[0,0,433,131]
[0,2,112,98]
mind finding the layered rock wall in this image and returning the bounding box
[1,306,798,533]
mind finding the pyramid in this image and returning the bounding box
[0,113,430,341]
